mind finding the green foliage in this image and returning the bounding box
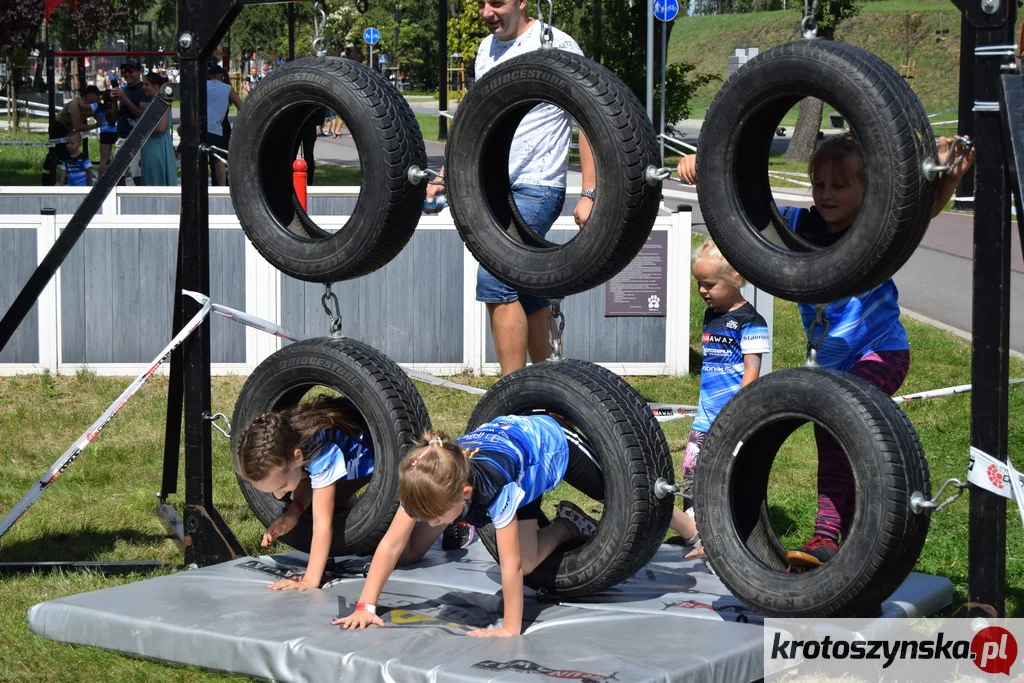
[359,0,440,87]
[659,62,720,127]
[810,0,862,38]
[447,4,487,77]
[0,0,42,56]
[694,0,787,14]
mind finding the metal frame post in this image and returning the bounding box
[955,0,1015,617]
[439,0,448,140]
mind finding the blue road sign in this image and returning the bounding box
[363,27,381,45]
[654,0,680,21]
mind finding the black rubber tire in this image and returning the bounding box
[697,40,938,303]
[229,56,427,283]
[470,360,674,598]
[230,337,431,556]
[694,366,931,618]
[446,50,662,298]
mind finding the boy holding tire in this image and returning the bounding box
[425,0,597,377]
[677,134,974,569]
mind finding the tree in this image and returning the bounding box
[447,1,487,83]
[1,0,43,131]
[784,0,862,162]
[893,13,930,64]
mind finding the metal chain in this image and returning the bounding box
[537,0,554,49]
[321,283,343,337]
[801,0,821,39]
[804,304,829,366]
[312,0,327,57]
[547,299,565,360]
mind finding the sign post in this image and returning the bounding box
[363,27,380,71]
[653,0,679,164]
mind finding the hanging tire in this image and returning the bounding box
[694,366,931,617]
[446,50,662,298]
[469,360,674,598]
[230,337,430,556]
[697,40,937,303]
[229,56,427,283]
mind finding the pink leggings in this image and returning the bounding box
[813,349,910,541]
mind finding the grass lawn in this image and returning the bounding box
[1,235,1022,678]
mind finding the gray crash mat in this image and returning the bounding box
[27,542,951,682]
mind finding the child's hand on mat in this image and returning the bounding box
[268,577,318,591]
[332,610,384,629]
[467,626,518,638]
[261,511,300,547]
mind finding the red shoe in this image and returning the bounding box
[786,535,839,569]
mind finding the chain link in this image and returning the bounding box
[537,0,554,48]
[312,0,327,57]
[547,299,565,360]
[804,304,829,366]
[801,0,821,39]
[321,283,343,337]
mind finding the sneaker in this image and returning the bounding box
[555,500,599,539]
[441,521,475,550]
[786,535,839,569]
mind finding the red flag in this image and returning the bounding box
[45,0,70,21]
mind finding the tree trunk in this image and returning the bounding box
[784,96,823,163]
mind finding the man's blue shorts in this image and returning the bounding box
[475,184,566,315]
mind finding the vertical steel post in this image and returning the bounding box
[955,13,976,209]
[960,0,1015,617]
[439,0,448,141]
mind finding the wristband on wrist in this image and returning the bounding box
[288,499,305,516]
[580,188,596,201]
[355,602,377,615]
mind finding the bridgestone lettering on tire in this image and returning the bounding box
[446,50,662,298]
[698,40,938,303]
[694,367,931,617]
[229,56,427,283]
[231,338,430,556]
[469,360,674,598]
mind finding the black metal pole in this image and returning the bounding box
[960,0,1015,618]
[438,0,448,141]
[288,3,296,62]
[175,0,245,567]
[46,48,56,186]
[954,13,976,209]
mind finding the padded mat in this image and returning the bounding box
[28,541,951,682]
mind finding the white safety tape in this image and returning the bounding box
[967,446,1024,529]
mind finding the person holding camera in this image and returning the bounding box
[109,59,147,185]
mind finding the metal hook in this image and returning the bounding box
[909,478,968,514]
[801,0,820,39]
[536,0,555,49]
[547,299,565,360]
[407,165,444,186]
[644,165,673,186]
[312,1,328,56]
[922,136,974,182]
[321,283,343,337]
[203,412,232,439]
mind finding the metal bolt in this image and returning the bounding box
[162,85,174,97]
[178,32,194,49]
[981,0,999,14]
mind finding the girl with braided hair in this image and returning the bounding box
[334,414,605,637]
[235,396,373,591]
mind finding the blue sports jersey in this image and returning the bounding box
[780,207,909,372]
[61,155,92,187]
[455,415,569,530]
[302,428,374,490]
[692,302,771,433]
[95,103,117,133]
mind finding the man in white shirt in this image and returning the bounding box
[426,0,596,376]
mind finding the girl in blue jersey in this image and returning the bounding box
[235,396,375,591]
[335,415,604,637]
[668,239,770,555]
[677,135,974,569]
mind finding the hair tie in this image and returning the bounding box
[411,451,428,468]
[428,437,443,446]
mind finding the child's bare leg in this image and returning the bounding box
[334,476,372,508]
[398,520,445,565]
[519,518,574,574]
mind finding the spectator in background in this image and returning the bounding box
[42,85,101,185]
[296,106,325,187]
[208,64,234,181]
[94,68,106,89]
[109,58,147,185]
[207,64,243,186]
[245,65,261,94]
[139,72,178,186]
[94,88,118,178]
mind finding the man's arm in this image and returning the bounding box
[573,132,596,228]
[229,88,243,110]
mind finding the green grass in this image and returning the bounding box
[0,130,50,185]
[1,244,1022,677]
